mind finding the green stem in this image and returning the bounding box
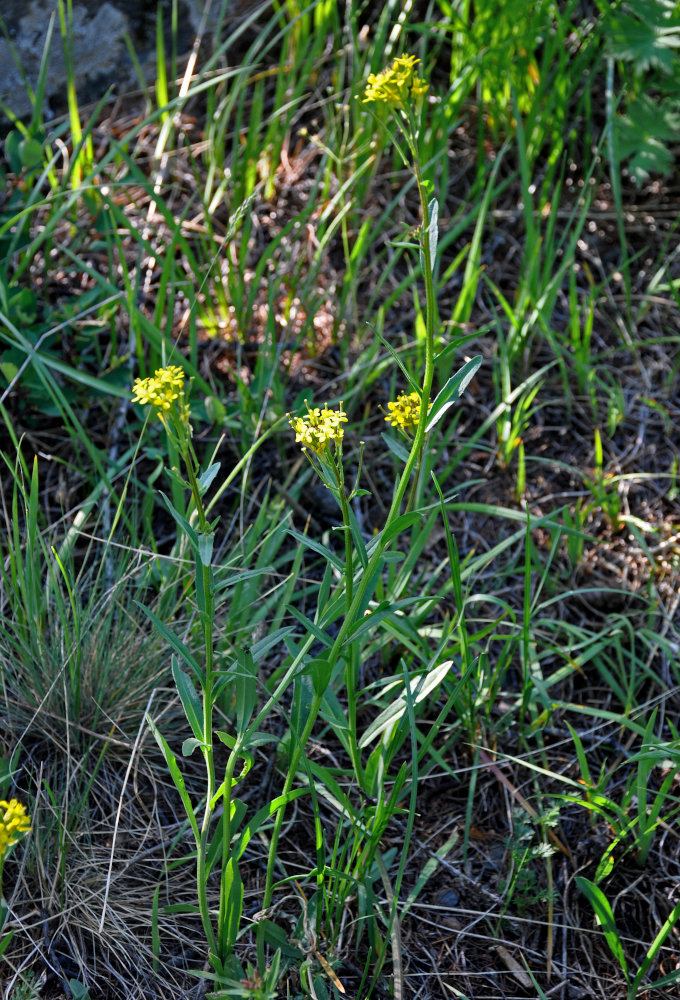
[334,460,363,788]
[197,822,218,957]
[334,462,354,615]
[258,689,324,970]
[405,445,424,513]
[183,450,219,958]
[218,751,239,961]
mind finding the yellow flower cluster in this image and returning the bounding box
[385,391,429,434]
[363,55,428,109]
[132,365,186,412]
[132,365,192,442]
[289,402,348,456]
[0,799,30,855]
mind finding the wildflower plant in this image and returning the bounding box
[132,52,482,995]
[132,364,281,986]
[260,52,482,973]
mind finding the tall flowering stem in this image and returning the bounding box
[261,56,438,957]
[363,56,436,513]
[132,366,250,972]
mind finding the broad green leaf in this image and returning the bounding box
[609,4,680,73]
[259,920,304,959]
[68,980,91,1000]
[18,138,44,169]
[615,95,680,184]
[307,656,333,697]
[182,737,203,757]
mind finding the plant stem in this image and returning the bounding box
[184,452,218,957]
[218,750,239,961]
[334,460,363,788]
[258,689,324,970]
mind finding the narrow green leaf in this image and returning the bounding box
[633,898,680,992]
[172,657,204,743]
[197,531,214,567]
[382,432,411,463]
[218,856,243,955]
[381,510,422,545]
[232,788,308,861]
[287,528,343,570]
[250,627,296,663]
[136,601,203,682]
[235,647,257,737]
[575,877,629,981]
[151,885,160,973]
[426,356,482,433]
[286,604,332,647]
[146,715,200,843]
[0,930,14,960]
[343,597,423,646]
[198,462,221,493]
[428,197,439,274]
[158,492,198,546]
[359,659,454,748]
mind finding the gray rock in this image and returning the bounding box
[0,0,259,122]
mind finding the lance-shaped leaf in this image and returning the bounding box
[426,355,482,433]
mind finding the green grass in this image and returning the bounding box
[1,1,680,998]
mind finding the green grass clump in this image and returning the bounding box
[1,2,680,998]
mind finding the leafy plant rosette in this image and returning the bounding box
[131,54,481,993]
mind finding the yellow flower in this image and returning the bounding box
[289,402,348,456]
[132,365,192,443]
[384,391,430,434]
[132,365,186,412]
[0,799,31,855]
[363,55,428,109]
